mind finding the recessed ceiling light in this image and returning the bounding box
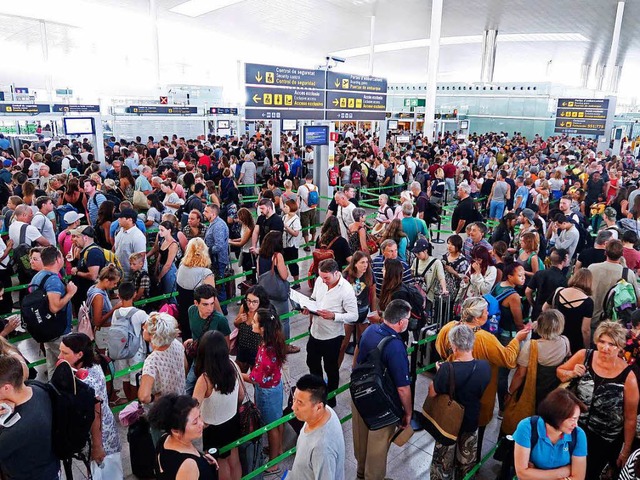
[170,0,245,17]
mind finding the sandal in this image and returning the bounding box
[287,345,301,354]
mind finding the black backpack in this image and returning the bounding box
[350,335,404,431]
[21,272,68,343]
[366,166,378,186]
[12,223,35,279]
[569,217,593,255]
[401,283,428,331]
[28,360,97,479]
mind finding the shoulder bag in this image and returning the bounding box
[258,253,290,302]
[501,340,538,435]
[235,367,263,442]
[422,361,476,445]
[184,313,215,360]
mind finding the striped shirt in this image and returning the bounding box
[372,254,414,296]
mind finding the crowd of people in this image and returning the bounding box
[1,127,640,480]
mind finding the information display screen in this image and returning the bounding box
[64,117,95,135]
[282,119,297,131]
[388,120,398,129]
[217,120,230,129]
[303,125,329,146]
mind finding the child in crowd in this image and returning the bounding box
[129,252,150,305]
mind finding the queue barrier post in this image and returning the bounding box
[409,339,425,431]
[432,212,445,244]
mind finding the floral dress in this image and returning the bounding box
[81,364,121,456]
[442,253,469,300]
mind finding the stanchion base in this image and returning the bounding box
[431,239,445,244]
[411,410,426,431]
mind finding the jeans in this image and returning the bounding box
[185,363,197,396]
[445,178,456,198]
[160,264,177,302]
[489,200,506,220]
[214,263,228,314]
[306,334,343,407]
[271,299,291,339]
[254,381,283,424]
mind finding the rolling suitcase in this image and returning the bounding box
[127,416,156,479]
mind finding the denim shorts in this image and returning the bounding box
[254,380,283,425]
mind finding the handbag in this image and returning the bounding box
[501,340,538,435]
[308,237,338,289]
[185,313,215,360]
[258,254,290,302]
[229,328,239,356]
[132,190,148,211]
[236,368,263,442]
[422,361,475,446]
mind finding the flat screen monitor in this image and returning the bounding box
[303,125,329,146]
[460,120,469,130]
[282,119,297,131]
[388,120,398,130]
[217,120,230,129]
[63,117,95,135]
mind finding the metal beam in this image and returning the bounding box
[423,0,443,141]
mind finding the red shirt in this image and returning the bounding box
[428,163,440,177]
[443,163,456,179]
[249,345,282,388]
[623,247,640,272]
[198,155,212,170]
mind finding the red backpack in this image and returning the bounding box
[308,238,338,289]
[328,166,339,186]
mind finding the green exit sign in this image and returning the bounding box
[404,98,425,107]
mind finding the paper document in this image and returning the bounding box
[289,290,319,314]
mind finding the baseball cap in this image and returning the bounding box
[178,161,186,168]
[521,208,535,223]
[115,208,138,221]
[63,211,84,225]
[412,238,432,254]
[70,225,94,237]
[604,207,617,220]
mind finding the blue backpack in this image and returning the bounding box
[307,185,319,208]
[56,204,79,231]
[482,287,516,335]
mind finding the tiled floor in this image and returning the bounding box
[15,221,506,479]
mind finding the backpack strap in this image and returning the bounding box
[495,287,516,303]
[415,258,437,279]
[529,415,540,452]
[30,271,55,290]
[19,223,28,246]
[623,267,630,282]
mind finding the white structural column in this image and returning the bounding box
[605,1,625,92]
[423,0,443,141]
[150,0,161,89]
[368,15,376,76]
[480,29,498,83]
[39,20,54,101]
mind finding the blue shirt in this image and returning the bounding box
[135,175,152,192]
[513,416,587,470]
[0,138,9,150]
[205,216,230,269]
[31,270,72,334]
[372,254,413,296]
[357,324,410,388]
[515,185,529,209]
[87,192,106,226]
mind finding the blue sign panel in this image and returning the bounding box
[303,125,329,146]
[245,63,326,90]
[52,104,100,113]
[128,105,198,114]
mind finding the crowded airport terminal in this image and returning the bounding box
[2,0,640,479]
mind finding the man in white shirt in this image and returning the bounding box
[9,204,49,247]
[306,259,358,407]
[114,208,147,280]
[31,196,57,247]
[335,192,355,238]
[297,173,319,250]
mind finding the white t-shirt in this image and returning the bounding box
[283,214,302,249]
[9,220,43,247]
[162,192,184,215]
[31,212,57,247]
[395,164,406,184]
[298,183,316,213]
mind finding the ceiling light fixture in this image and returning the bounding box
[170,0,245,17]
[330,32,589,58]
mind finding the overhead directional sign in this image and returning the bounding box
[210,107,238,115]
[245,108,324,120]
[14,87,29,95]
[555,98,610,135]
[246,86,324,110]
[245,63,326,90]
[326,91,386,111]
[0,103,50,114]
[128,105,198,115]
[52,104,100,113]
[327,71,387,93]
[326,110,387,121]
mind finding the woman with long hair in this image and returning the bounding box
[95,200,115,249]
[258,231,297,349]
[230,207,256,284]
[233,285,272,372]
[145,193,166,230]
[443,234,470,302]
[466,245,497,297]
[88,264,122,353]
[242,309,287,476]
[317,216,351,268]
[380,218,409,262]
[155,220,180,299]
[517,232,542,282]
[59,333,123,477]
[347,207,369,255]
[282,199,302,286]
[63,177,86,212]
[543,268,593,354]
[490,212,517,246]
[119,165,136,203]
[340,251,376,366]
[193,331,242,480]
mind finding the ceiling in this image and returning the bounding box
[0,0,639,98]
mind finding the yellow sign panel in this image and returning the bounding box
[266,72,275,84]
[263,93,273,105]
[355,98,363,109]
[347,98,355,108]
[568,102,574,107]
[274,94,283,106]
[342,78,349,89]
[339,98,347,108]
[284,95,293,106]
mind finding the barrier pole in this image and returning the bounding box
[409,339,425,431]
